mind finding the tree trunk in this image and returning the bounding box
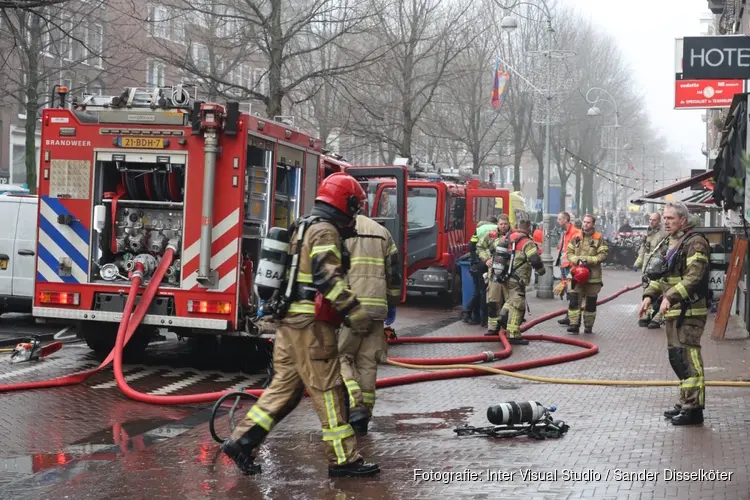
[512,153,521,191]
[24,15,41,193]
[266,2,284,119]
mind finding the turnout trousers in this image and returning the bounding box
[498,280,526,339]
[665,317,706,410]
[567,282,602,329]
[487,280,508,332]
[230,322,360,466]
[339,321,388,419]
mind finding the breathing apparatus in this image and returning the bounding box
[643,236,670,284]
[454,401,569,440]
[491,239,513,283]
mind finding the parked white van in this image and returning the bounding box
[0,193,38,313]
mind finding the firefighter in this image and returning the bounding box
[498,218,545,345]
[477,214,512,335]
[221,173,380,477]
[635,212,667,329]
[463,216,497,326]
[338,213,402,436]
[556,211,582,326]
[566,214,609,334]
[639,203,709,426]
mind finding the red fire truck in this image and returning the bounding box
[32,86,407,357]
[322,157,510,305]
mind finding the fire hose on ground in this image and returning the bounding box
[1,268,750,444]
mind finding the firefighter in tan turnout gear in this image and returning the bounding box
[221,173,380,478]
[496,219,545,345]
[566,214,609,334]
[639,203,709,426]
[635,212,667,329]
[339,214,402,436]
[477,214,511,336]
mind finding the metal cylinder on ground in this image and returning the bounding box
[487,401,547,425]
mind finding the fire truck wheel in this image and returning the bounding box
[77,321,153,361]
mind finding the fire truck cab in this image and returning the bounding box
[33,86,407,358]
[323,157,511,304]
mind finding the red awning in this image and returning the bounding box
[630,170,714,205]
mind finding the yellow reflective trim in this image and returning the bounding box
[690,348,704,406]
[350,257,384,266]
[247,405,274,432]
[387,288,401,296]
[686,253,708,265]
[525,248,537,257]
[362,392,376,404]
[322,423,355,441]
[311,244,341,259]
[288,301,315,314]
[663,307,708,318]
[359,297,388,307]
[297,272,313,283]
[666,276,681,285]
[325,280,347,302]
[387,244,398,255]
[647,281,662,293]
[323,391,348,464]
[674,283,689,300]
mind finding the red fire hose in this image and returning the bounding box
[0,259,640,405]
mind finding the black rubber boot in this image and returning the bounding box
[663,404,682,418]
[508,337,529,346]
[638,319,649,327]
[349,407,369,425]
[350,419,369,436]
[583,327,593,334]
[567,325,580,335]
[671,409,704,426]
[221,437,261,475]
[647,321,661,329]
[329,458,381,477]
[484,329,500,336]
[558,316,570,325]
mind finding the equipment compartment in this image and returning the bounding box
[90,151,187,286]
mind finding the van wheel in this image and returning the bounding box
[77,321,153,361]
[438,266,462,308]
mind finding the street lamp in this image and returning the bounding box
[497,0,556,299]
[585,87,620,220]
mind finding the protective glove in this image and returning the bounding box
[344,305,371,336]
[384,306,396,326]
[633,266,639,272]
[536,265,546,277]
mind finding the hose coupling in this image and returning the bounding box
[167,237,181,254]
[483,351,495,362]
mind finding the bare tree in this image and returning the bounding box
[120,0,383,119]
[341,0,478,162]
[0,2,110,190]
[423,0,508,174]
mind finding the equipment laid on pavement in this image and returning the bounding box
[7,337,63,363]
[454,401,569,440]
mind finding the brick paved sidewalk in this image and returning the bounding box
[6,270,750,500]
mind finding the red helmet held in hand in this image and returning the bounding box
[316,173,367,217]
[570,264,590,286]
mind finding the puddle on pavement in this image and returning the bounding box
[0,416,194,482]
[376,407,474,432]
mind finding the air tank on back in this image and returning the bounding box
[254,227,290,301]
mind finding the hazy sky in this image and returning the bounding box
[562,0,709,167]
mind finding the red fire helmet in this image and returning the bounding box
[570,264,590,286]
[316,173,367,217]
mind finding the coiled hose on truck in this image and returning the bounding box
[2,272,750,445]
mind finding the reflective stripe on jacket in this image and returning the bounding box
[284,219,359,325]
[344,215,402,320]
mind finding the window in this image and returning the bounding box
[72,22,87,61]
[147,60,165,87]
[150,5,169,39]
[90,24,103,67]
[379,187,437,230]
[59,13,73,60]
[172,13,185,44]
[192,43,209,73]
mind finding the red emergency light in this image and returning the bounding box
[187,300,232,315]
[38,291,80,306]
